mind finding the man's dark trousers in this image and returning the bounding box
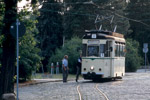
[62,68,68,82]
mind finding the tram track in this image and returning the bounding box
[96,84,109,100]
[77,84,109,100]
[77,85,82,100]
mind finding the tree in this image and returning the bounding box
[18,9,41,81]
[0,0,38,98]
[19,33,41,80]
[48,37,82,74]
[0,1,5,35]
[63,0,130,39]
[93,0,130,35]
[0,35,4,72]
[126,0,150,60]
[0,0,17,98]
[125,39,142,72]
[37,0,63,70]
[63,0,96,38]
[0,1,5,72]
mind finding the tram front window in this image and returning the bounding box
[88,46,99,56]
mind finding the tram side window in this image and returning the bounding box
[88,46,99,57]
[115,43,119,57]
[120,44,122,57]
[115,44,117,57]
[119,44,126,57]
[115,43,118,57]
[121,44,126,57]
[118,44,120,57]
[122,44,126,56]
[115,42,126,57]
[82,44,87,57]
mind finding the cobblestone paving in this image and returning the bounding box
[18,72,150,100]
[19,82,79,100]
[98,73,150,100]
[78,82,106,100]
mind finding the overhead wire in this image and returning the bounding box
[25,1,150,27]
[39,8,96,17]
[92,2,150,27]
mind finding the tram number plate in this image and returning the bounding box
[91,34,97,38]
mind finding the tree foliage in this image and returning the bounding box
[48,37,82,74]
[125,39,143,72]
[37,0,63,69]
[63,0,130,38]
[0,1,5,71]
[0,0,40,98]
[0,1,5,35]
[18,9,41,80]
[63,0,95,38]
[126,0,150,61]
[0,0,17,98]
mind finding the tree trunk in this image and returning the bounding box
[0,0,17,99]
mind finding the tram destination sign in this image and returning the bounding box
[88,40,99,44]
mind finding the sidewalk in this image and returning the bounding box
[14,73,81,87]
[14,78,63,87]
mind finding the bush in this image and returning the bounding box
[125,39,142,72]
[48,37,82,74]
[18,14,42,81]
[19,32,41,81]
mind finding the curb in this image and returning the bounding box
[15,78,76,87]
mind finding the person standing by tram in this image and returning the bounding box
[62,55,69,83]
[76,54,82,82]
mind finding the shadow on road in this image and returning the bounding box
[80,78,123,84]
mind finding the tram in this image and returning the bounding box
[81,30,126,80]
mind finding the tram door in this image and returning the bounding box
[100,40,113,77]
[109,41,113,77]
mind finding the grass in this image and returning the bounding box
[32,73,82,79]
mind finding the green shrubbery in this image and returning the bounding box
[19,32,41,81]
[18,13,42,81]
[125,39,143,72]
[48,37,82,74]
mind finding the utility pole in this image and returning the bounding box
[10,19,26,100]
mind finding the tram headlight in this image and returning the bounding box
[90,66,94,71]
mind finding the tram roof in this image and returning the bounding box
[83,30,124,39]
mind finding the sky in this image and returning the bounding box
[17,0,32,11]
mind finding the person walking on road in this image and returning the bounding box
[76,54,82,82]
[62,55,69,83]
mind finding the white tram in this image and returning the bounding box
[81,30,126,80]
